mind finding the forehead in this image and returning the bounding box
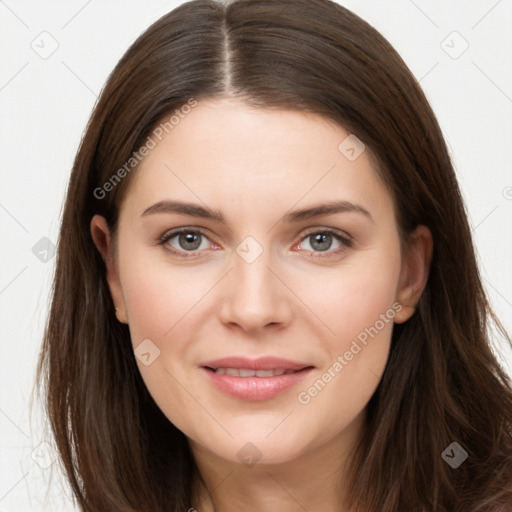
[119,98,393,224]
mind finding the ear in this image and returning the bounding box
[394,224,433,324]
[90,215,128,324]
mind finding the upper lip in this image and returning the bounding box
[200,356,313,371]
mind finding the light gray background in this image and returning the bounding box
[1,1,511,510]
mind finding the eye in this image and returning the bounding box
[159,229,214,257]
[158,227,353,259]
[296,229,353,258]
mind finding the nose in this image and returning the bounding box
[218,250,293,334]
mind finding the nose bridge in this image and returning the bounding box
[219,238,292,332]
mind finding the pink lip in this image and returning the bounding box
[200,356,314,401]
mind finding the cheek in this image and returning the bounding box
[292,294,397,453]
[119,244,210,343]
[117,249,211,434]
[291,246,402,352]
[291,244,401,421]
[116,242,223,428]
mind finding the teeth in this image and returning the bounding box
[213,368,295,377]
[239,369,256,377]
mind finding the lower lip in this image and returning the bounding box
[201,367,314,401]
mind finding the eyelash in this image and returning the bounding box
[158,227,354,259]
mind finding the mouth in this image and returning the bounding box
[204,367,302,377]
[199,356,314,401]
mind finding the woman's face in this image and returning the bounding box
[92,98,430,467]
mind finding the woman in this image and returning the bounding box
[36,0,512,510]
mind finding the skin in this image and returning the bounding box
[91,98,432,511]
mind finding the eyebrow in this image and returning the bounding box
[141,199,374,224]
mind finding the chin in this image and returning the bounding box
[189,423,314,467]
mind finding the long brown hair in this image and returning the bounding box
[35,0,512,510]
